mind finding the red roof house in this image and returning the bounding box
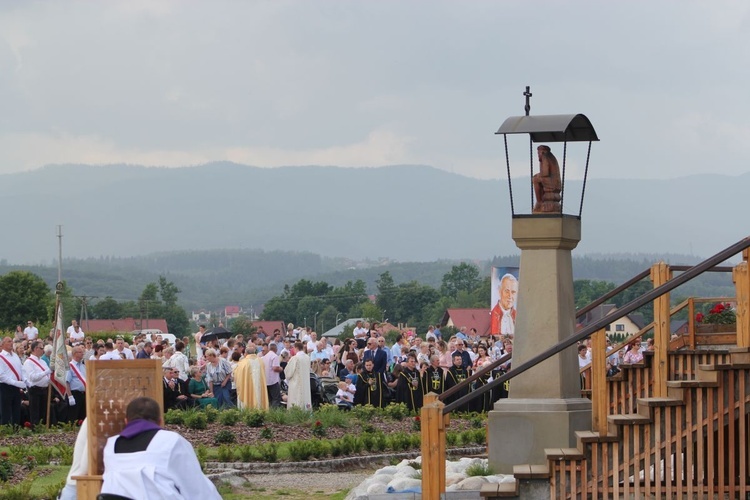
[83,318,170,334]
[440,308,491,337]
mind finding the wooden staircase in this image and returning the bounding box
[546,347,750,499]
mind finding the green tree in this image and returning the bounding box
[158,276,181,307]
[260,296,295,322]
[574,279,617,309]
[318,305,340,334]
[296,296,327,330]
[375,271,398,319]
[0,271,52,330]
[440,263,482,299]
[327,280,368,313]
[229,315,256,338]
[92,296,122,319]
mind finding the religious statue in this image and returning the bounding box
[532,145,562,213]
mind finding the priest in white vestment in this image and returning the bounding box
[284,341,312,410]
[234,344,269,410]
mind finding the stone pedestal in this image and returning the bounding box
[488,215,591,473]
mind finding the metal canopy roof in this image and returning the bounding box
[495,113,599,142]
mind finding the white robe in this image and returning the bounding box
[284,351,311,410]
[101,429,220,500]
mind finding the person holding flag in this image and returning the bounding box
[50,302,71,421]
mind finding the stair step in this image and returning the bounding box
[545,448,585,460]
[666,380,719,388]
[608,414,651,425]
[495,480,519,497]
[512,464,549,479]
[575,430,619,444]
[636,397,685,407]
[698,362,732,371]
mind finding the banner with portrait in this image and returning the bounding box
[490,266,519,337]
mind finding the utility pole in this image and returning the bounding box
[56,225,63,283]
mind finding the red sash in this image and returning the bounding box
[69,361,87,389]
[0,354,21,381]
[28,357,49,376]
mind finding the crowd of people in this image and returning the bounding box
[0,317,520,429]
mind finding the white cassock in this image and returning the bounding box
[101,429,220,500]
[284,351,311,410]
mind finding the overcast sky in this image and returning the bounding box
[1,1,749,181]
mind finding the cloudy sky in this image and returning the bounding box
[1,1,749,181]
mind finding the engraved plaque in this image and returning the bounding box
[86,359,164,476]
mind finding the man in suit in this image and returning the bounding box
[163,367,191,411]
[363,338,387,375]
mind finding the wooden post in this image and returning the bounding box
[591,328,608,436]
[421,392,446,500]
[688,297,696,350]
[734,262,750,348]
[650,262,671,397]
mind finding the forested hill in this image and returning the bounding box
[0,163,749,265]
[0,249,738,311]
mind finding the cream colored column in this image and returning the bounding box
[488,216,591,473]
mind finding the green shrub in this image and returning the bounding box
[330,440,343,457]
[244,409,266,428]
[43,479,66,500]
[360,432,374,452]
[265,408,288,425]
[260,426,274,439]
[184,411,208,430]
[473,428,486,445]
[384,403,410,421]
[351,404,378,422]
[410,434,421,448]
[311,420,326,438]
[257,442,278,463]
[195,445,208,471]
[29,443,52,465]
[340,434,362,454]
[374,431,387,452]
[204,405,220,423]
[308,439,330,459]
[214,429,236,444]
[55,444,74,466]
[460,430,478,446]
[288,440,313,461]
[216,444,235,462]
[316,404,350,428]
[446,431,459,446]
[0,472,34,497]
[389,432,411,451]
[465,462,494,477]
[236,445,256,462]
[407,460,421,470]
[219,409,241,426]
[164,409,185,425]
[0,455,12,482]
[360,422,376,434]
[285,406,313,425]
[471,416,485,429]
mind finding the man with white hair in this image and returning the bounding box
[491,273,518,337]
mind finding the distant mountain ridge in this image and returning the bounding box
[1,162,748,265]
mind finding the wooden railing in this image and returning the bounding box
[420,239,750,498]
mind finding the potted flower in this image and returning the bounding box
[695,302,736,334]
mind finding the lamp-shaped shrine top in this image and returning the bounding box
[496,113,598,218]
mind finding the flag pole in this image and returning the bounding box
[47,226,64,429]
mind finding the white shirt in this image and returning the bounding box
[116,347,135,360]
[101,429,221,500]
[24,326,39,340]
[0,350,27,388]
[99,351,123,360]
[67,326,85,345]
[353,326,368,339]
[23,354,51,388]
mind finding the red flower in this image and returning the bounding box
[415,416,421,422]
[77,420,83,426]
[696,312,704,323]
[315,421,322,427]
[27,456,34,460]
[24,422,32,428]
[710,303,725,314]
[1,452,7,457]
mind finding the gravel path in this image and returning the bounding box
[239,470,375,494]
